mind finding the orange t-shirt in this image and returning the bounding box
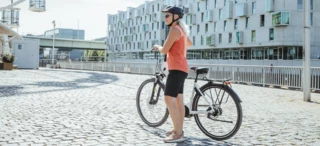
[167,25,189,74]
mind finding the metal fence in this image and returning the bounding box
[56,61,320,91]
[39,59,58,67]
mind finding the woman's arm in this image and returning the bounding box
[153,27,181,54]
[187,37,192,47]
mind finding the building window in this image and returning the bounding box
[154,31,156,39]
[252,2,256,14]
[201,13,204,22]
[215,0,217,8]
[224,21,227,31]
[198,2,200,11]
[229,33,232,43]
[193,36,196,45]
[158,4,160,11]
[214,22,217,32]
[246,17,249,29]
[219,9,222,19]
[206,0,208,10]
[201,36,204,45]
[197,25,200,33]
[219,34,222,44]
[190,26,192,35]
[311,13,313,25]
[224,0,227,6]
[252,30,256,42]
[157,22,159,29]
[205,24,208,33]
[261,15,265,27]
[311,0,313,10]
[298,0,303,10]
[162,22,165,29]
[269,28,274,41]
[234,19,238,30]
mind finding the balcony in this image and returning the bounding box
[272,11,290,26]
[192,14,197,25]
[183,6,190,14]
[206,34,215,46]
[265,0,274,12]
[143,24,149,32]
[205,10,213,22]
[152,13,158,22]
[188,3,194,13]
[124,35,132,43]
[236,31,243,44]
[135,9,141,17]
[225,1,233,19]
[127,7,133,19]
[236,3,248,17]
[177,0,182,7]
[152,40,159,45]
[138,42,144,50]
[123,21,128,28]
[144,2,150,15]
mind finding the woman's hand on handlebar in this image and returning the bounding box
[152,44,162,52]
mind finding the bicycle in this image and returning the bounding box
[136,51,243,141]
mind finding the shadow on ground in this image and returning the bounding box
[0,69,119,97]
[137,123,236,146]
[0,85,24,98]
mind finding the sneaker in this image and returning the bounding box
[163,131,184,143]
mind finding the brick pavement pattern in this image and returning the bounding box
[0,68,320,146]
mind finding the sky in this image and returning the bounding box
[0,0,148,40]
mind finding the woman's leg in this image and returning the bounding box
[176,94,185,132]
[165,96,183,135]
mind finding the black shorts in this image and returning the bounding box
[164,70,188,98]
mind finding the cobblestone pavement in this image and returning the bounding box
[0,68,319,146]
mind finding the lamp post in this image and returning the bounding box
[52,20,55,64]
[303,0,311,102]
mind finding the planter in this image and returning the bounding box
[2,63,13,70]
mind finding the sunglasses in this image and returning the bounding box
[164,14,173,18]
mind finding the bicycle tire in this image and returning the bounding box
[192,83,243,141]
[136,78,169,127]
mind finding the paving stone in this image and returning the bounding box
[0,69,319,145]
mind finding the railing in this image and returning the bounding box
[39,59,57,67]
[56,61,320,91]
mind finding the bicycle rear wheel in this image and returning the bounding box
[136,78,169,127]
[192,83,242,141]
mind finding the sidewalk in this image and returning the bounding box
[0,68,319,145]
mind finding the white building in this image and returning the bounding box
[107,0,320,66]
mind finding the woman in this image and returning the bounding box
[152,6,192,143]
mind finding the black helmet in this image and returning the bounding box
[162,6,184,27]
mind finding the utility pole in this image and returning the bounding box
[52,20,56,64]
[303,0,311,102]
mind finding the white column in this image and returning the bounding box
[303,0,311,102]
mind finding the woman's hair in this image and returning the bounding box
[177,18,190,37]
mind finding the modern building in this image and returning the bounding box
[44,28,85,40]
[107,0,319,66]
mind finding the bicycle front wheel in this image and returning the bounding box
[192,83,242,141]
[136,78,169,127]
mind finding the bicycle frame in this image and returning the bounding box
[150,51,230,116]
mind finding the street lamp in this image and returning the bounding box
[303,0,311,101]
[52,20,55,64]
